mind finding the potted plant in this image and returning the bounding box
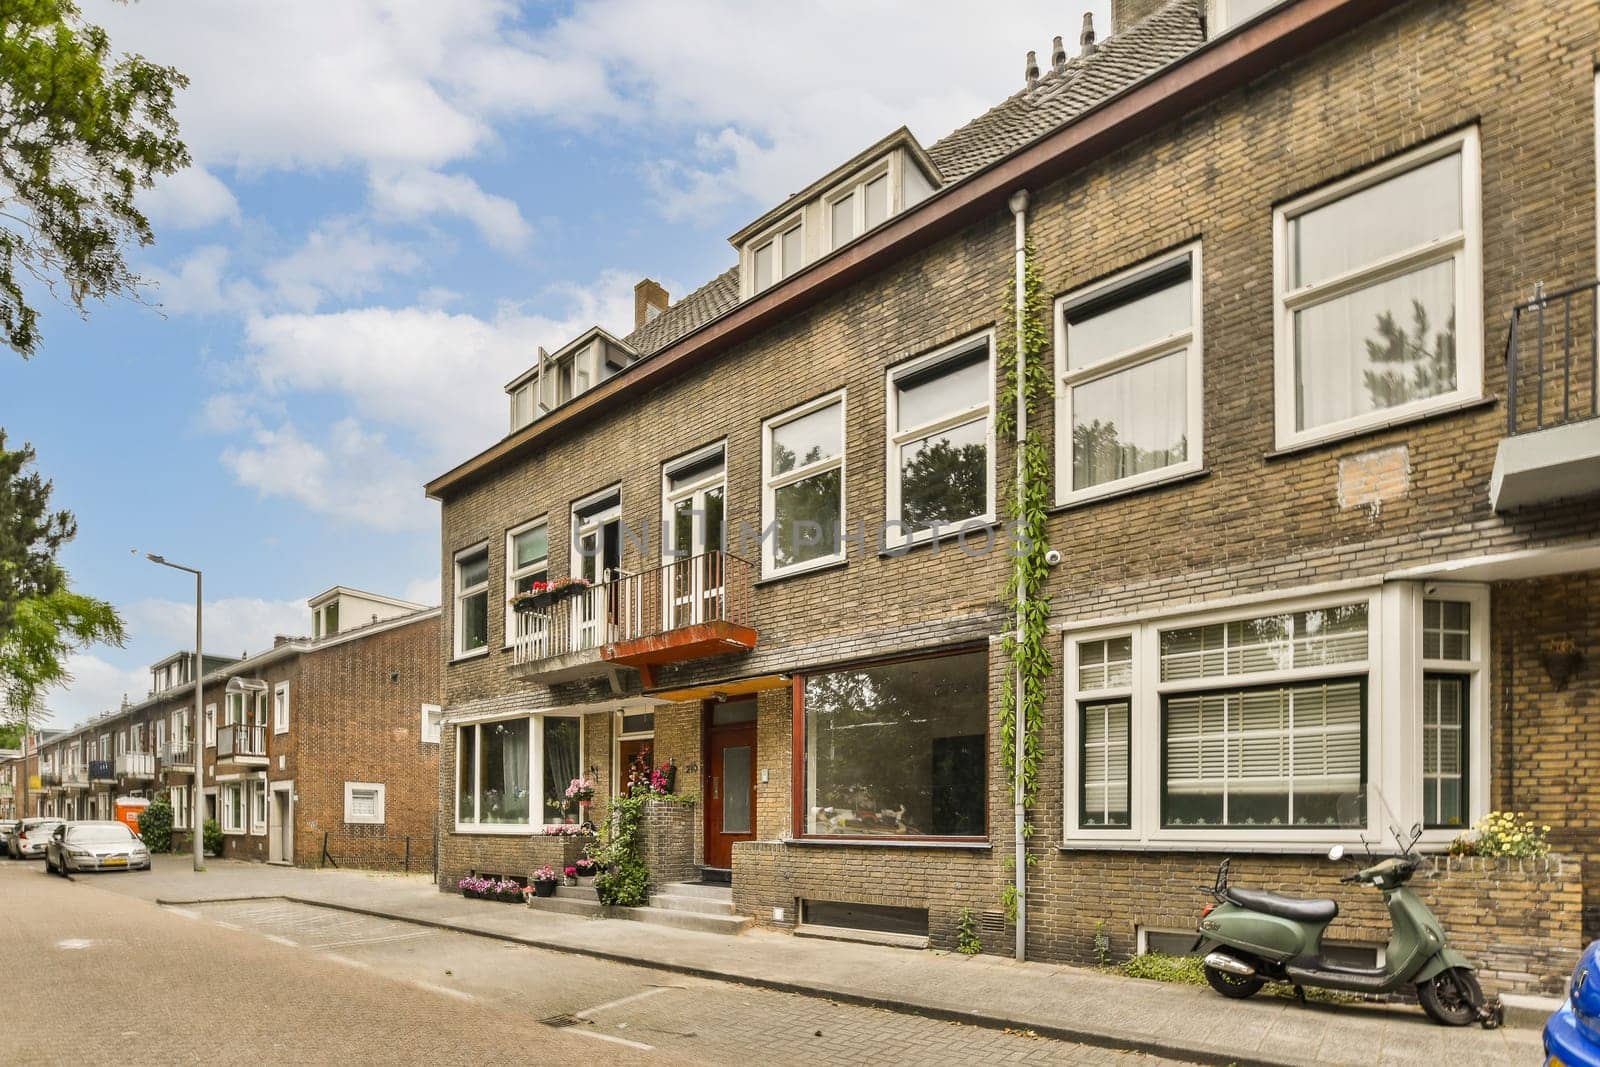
[495,877,524,903]
[458,874,492,900]
[565,776,596,823]
[531,864,559,898]
[563,865,578,887]
[574,856,598,884]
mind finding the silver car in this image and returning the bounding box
[45,821,150,874]
[9,818,62,860]
[0,819,17,854]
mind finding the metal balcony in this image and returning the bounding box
[1493,281,1600,510]
[115,752,156,780]
[511,550,758,686]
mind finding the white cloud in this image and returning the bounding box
[122,595,312,660]
[370,169,533,251]
[140,165,241,229]
[222,419,435,531]
[40,655,149,729]
[145,245,263,317]
[403,575,441,608]
[262,222,423,312]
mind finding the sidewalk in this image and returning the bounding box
[113,857,1542,1066]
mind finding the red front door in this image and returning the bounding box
[703,699,757,871]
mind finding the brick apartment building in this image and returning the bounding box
[424,0,1600,993]
[35,587,442,871]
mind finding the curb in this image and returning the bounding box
[160,891,1292,1066]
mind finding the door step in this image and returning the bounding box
[648,892,736,916]
[657,880,734,902]
[519,881,750,935]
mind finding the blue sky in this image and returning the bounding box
[0,0,1111,726]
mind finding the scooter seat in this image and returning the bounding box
[1225,886,1338,923]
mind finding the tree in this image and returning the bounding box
[0,429,75,633]
[1,0,189,359]
[0,720,21,748]
[0,585,125,706]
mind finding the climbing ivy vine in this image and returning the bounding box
[995,239,1052,922]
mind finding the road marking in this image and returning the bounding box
[56,939,94,950]
[165,908,200,921]
[321,954,370,970]
[315,930,432,949]
[213,920,243,931]
[573,986,675,1019]
[264,934,298,948]
[566,1030,654,1052]
[411,980,474,1002]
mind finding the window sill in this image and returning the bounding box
[1265,395,1497,461]
[784,836,991,851]
[1050,468,1210,514]
[1059,838,1370,855]
[449,649,491,666]
[754,556,848,588]
[877,519,1002,559]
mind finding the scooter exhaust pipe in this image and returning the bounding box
[1203,951,1256,977]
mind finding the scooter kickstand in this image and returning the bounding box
[1293,984,1307,1005]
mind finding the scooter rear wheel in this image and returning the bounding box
[1204,963,1265,999]
[1417,967,1483,1027]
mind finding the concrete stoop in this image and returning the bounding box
[522,879,751,935]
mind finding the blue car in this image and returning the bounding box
[1547,941,1600,1066]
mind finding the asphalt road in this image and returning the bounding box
[2,858,1180,1065]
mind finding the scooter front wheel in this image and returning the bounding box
[1204,963,1264,999]
[1417,967,1483,1026]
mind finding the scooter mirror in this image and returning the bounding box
[1327,845,1344,861]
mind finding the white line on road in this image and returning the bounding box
[165,908,200,921]
[264,934,299,948]
[213,921,242,931]
[566,1029,654,1052]
[315,930,432,949]
[410,980,474,1002]
[321,954,370,970]
[573,986,675,1019]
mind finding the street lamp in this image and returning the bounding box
[143,552,205,872]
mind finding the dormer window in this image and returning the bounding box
[1210,0,1286,33]
[753,220,803,294]
[506,329,637,432]
[829,170,890,250]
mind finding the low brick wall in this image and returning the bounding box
[640,797,696,886]
[437,832,594,888]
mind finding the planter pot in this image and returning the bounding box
[564,876,577,887]
[533,879,558,898]
[498,890,522,903]
[461,888,480,900]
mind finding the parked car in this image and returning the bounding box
[44,821,150,874]
[1546,940,1600,1067]
[8,818,62,860]
[0,819,17,854]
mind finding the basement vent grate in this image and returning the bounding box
[540,1014,581,1028]
[980,911,1008,936]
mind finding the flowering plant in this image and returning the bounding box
[563,866,577,878]
[564,777,596,802]
[1450,811,1551,858]
[538,823,591,837]
[508,577,593,611]
[457,875,493,895]
[575,857,597,876]
[624,751,677,797]
[533,864,559,883]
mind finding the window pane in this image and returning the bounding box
[620,712,654,735]
[773,469,841,568]
[514,526,548,569]
[1423,599,1470,661]
[805,650,987,837]
[1081,700,1130,828]
[1072,349,1188,490]
[1078,636,1133,690]
[863,175,889,228]
[1066,272,1191,371]
[352,790,376,818]
[753,241,774,292]
[722,745,753,833]
[461,591,488,652]
[831,193,854,248]
[1294,258,1456,431]
[896,352,988,431]
[459,551,489,589]
[770,402,841,475]
[541,717,582,824]
[1292,153,1461,288]
[1423,675,1467,828]
[1160,603,1366,682]
[898,417,987,531]
[481,719,529,824]
[457,726,476,823]
[781,225,802,277]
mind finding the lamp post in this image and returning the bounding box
[145,553,205,872]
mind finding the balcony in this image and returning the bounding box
[88,760,115,784]
[115,752,156,781]
[511,551,758,687]
[216,724,268,766]
[40,770,61,788]
[62,767,88,791]
[1492,281,1600,511]
[161,742,196,776]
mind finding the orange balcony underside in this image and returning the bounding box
[606,621,759,687]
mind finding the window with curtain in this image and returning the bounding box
[456,716,579,829]
[887,336,992,543]
[505,519,548,644]
[541,717,583,823]
[1276,132,1479,447]
[1058,249,1200,500]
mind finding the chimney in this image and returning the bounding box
[634,278,669,329]
[1110,0,1166,36]
[1080,12,1097,54]
[1024,50,1040,90]
[273,634,295,648]
[1051,35,1067,74]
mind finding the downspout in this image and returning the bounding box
[1008,188,1029,963]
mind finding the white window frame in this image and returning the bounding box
[504,517,549,647]
[612,709,656,796]
[1063,582,1489,852]
[825,159,894,251]
[221,782,245,835]
[343,781,386,825]
[760,388,847,579]
[747,213,804,295]
[453,712,585,834]
[452,541,491,661]
[661,441,728,561]
[171,785,191,831]
[1272,128,1483,450]
[250,778,268,836]
[1054,244,1204,505]
[1209,0,1288,34]
[273,682,290,735]
[204,704,216,747]
[883,330,996,547]
[421,704,443,745]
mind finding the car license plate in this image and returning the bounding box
[101,856,127,867]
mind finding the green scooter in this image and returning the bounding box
[1193,823,1503,1027]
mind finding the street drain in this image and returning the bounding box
[541,1014,583,1028]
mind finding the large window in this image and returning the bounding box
[504,519,548,645]
[454,714,583,831]
[1421,597,1476,830]
[1056,246,1202,502]
[453,543,490,658]
[800,648,987,839]
[1077,637,1132,829]
[762,391,845,577]
[886,332,994,545]
[1274,130,1481,448]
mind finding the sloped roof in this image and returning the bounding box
[611,1,1202,361]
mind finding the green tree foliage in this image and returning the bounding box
[899,438,987,533]
[0,0,189,358]
[202,818,221,857]
[592,792,651,906]
[768,442,841,568]
[0,429,74,633]
[138,792,172,852]
[0,721,22,748]
[0,586,125,703]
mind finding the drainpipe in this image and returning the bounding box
[1008,188,1029,963]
